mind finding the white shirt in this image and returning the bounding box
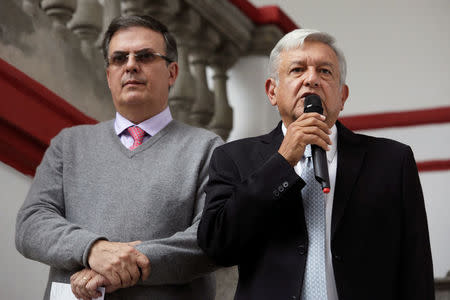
[282,123,339,300]
[114,106,173,149]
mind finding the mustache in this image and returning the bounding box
[121,75,147,86]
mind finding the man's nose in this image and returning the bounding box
[125,54,140,73]
[304,69,320,87]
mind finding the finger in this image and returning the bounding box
[78,276,93,300]
[128,264,141,286]
[86,274,108,291]
[303,133,331,151]
[73,276,84,298]
[74,282,86,300]
[128,240,142,246]
[109,273,121,287]
[71,281,80,299]
[103,265,121,286]
[70,272,79,283]
[70,273,80,297]
[136,254,151,280]
[301,126,332,147]
[117,268,133,288]
[289,118,332,145]
[297,112,327,122]
[294,113,331,133]
[85,276,103,298]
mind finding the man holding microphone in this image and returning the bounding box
[198,29,434,300]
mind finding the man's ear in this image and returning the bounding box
[340,84,349,111]
[265,78,277,106]
[106,67,112,90]
[168,62,179,87]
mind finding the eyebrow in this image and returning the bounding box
[110,48,158,55]
[318,62,336,69]
[288,60,336,69]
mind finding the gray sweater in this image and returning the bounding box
[16,119,223,300]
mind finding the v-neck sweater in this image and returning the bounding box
[16,119,223,300]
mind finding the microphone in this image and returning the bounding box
[304,95,331,194]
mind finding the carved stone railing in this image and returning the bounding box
[14,0,285,140]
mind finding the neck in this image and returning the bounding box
[118,106,167,124]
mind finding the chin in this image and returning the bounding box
[121,93,147,104]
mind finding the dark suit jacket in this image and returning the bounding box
[198,121,434,300]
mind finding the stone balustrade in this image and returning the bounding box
[20,0,284,140]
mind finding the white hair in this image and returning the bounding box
[268,29,347,86]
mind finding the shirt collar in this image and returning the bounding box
[281,122,338,163]
[114,106,173,137]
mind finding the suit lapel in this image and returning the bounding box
[331,121,367,238]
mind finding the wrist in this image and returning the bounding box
[278,151,297,167]
[87,239,108,267]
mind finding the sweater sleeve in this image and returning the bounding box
[134,135,223,285]
[15,130,106,270]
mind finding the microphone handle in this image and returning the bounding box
[311,144,331,193]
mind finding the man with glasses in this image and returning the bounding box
[16,15,222,300]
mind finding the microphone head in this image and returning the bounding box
[304,94,323,114]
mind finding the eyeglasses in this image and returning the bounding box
[108,49,172,67]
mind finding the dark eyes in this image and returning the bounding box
[110,51,156,65]
[290,67,304,73]
[289,67,332,75]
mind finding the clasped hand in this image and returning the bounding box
[70,240,150,299]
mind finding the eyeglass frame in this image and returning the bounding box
[107,48,173,67]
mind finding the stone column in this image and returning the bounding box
[40,0,77,31]
[68,0,103,60]
[188,24,220,127]
[96,0,121,49]
[167,8,201,124]
[208,45,239,141]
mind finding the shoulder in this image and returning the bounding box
[341,129,415,168]
[48,120,113,148]
[167,120,223,144]
[355,132,411,155]
[56,120,112,137]
[158,121,224,158]
[338,121,411,155]
[220,135,266,151]
[213,131,274,161]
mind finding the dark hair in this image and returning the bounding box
[101,15,178,66]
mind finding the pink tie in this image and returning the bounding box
[127,126,146,150]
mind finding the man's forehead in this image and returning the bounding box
[280,42,338,64]
[109,26,165,51]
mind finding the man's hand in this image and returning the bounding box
[279,113,331,166]
[87,240,150,288]
[70,268,120,300]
